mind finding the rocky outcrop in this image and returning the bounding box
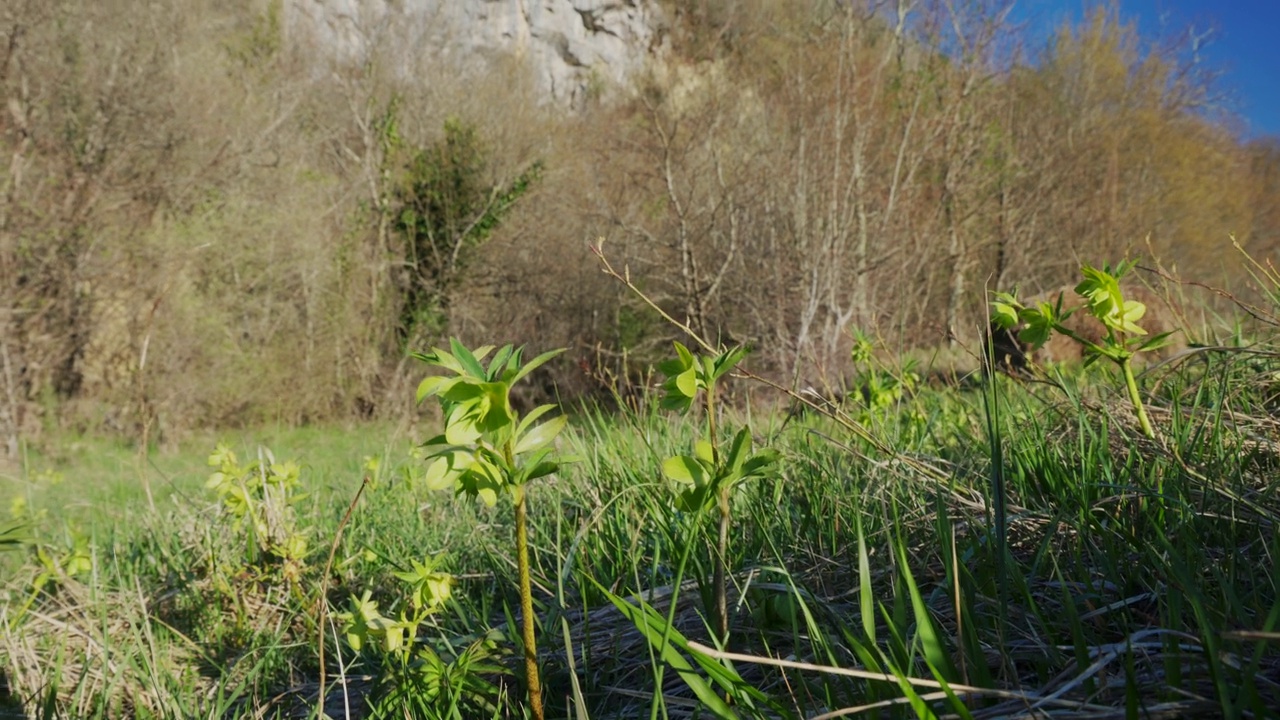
[285,0,668,106]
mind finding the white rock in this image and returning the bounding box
[285,0,668,106]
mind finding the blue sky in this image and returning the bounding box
[1015,1,1280,139]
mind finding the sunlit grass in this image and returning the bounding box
[2,347,1278,718]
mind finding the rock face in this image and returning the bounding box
[285,0,667,106]
[990,284,1187,372]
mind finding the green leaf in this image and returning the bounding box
[1137,331,1174,352]
[724,428,752,473]
[657,356,690,376]
[515,415,566,455]
[440,380,485,404]
[675,486,713,513]
[701,355,716,386]
[675,367,698,398]
[0,522,31,551]
[486,345,515,381]
[457,461,504,506]
[694,438,715,465]
[1117,299,1148,335]
[509,347,566,385]
[416,375,451,404]
[673,341,694,368]
[450,338,487,379]
[520,459,561,484]
[662,455,711,487]
[897,541,959,681]
[659,392,693,413]
[740,449,780,478]
[416,346,466,375]
[857,516,874,643]
[1017,307,1054,349]
[444,406,482,445]
[476,381,514,432]
[515,403,556,439]
[710,346,747,381]
[989,300,1020,330]
[422,456,463,491]
[591,582,744,719]
[1076,265,1124,321]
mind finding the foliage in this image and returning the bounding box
[2,352,1280,716]
[647,340,779,715]
[205,443,309,581]
[0,521,29,553]
[992,261,1175,437]
[848,329,920,417]
[658,342,778,515]
[388,117,543,338]
[338,557,507,718]
[413,341,569,506]
[413,339,571,720]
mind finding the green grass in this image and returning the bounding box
[2,350,1279,719]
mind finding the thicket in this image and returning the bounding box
[2,0,1278,454]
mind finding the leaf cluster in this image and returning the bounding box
[204,444,309,574]
[337,557,506,718]
[413,339,571,506]
[656,341,746,413]
[655,342,778,511]
[991,261,1174,366]
[338,557,452,655]
[662,427,779,512]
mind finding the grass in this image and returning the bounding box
[1,346,1278,718]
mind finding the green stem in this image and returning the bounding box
[1120,357,1155,440]
[715,485,730,645]
[513,484,544,720]
[705,378,729,646]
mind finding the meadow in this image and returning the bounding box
[2,287,1278,719]
[3,2,1279,716]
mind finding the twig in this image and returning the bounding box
[685,640,1040,701]
[1140,262,1280,328]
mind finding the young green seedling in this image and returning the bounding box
[991,261,1174,439]
[657,341,779,646]
[205,444,309,582]
[338,556,505,714]
[412,339,570,720]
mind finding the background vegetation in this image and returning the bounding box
[1,0,1277,455]
[1,2,1279,716]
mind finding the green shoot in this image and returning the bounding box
[991,261,1174,439]
[412,339,571,720]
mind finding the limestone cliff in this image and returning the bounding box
[285,0,668,106]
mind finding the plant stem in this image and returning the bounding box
[1120,357,1155,440]
[705,376,730,646]
[513,484,544,720]
[715,485,730,645]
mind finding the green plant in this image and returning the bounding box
[338,557,505,718]
[657,341,779,645]
[992,261,1174,439]
[0,520,28,552]
[412,340,571,720]
[848,329,920,416]
[205,444,309,582]
[10,526,92,624]
[387,117,543,339]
